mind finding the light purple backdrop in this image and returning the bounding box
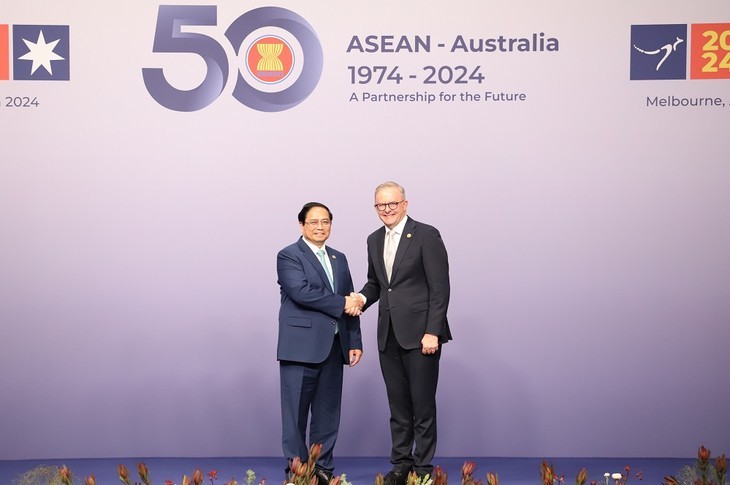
[1,0,728,460]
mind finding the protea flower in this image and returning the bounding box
[85,475,96,485]
[541,461,556,485]
[699,446,711,467]
[406,471,418,485]
[59,466,73,485]
[716,454,727,484]
[662,476,680,485]
[576,468,588,485]
[118,464,132,485]
[309,443,323,462]
[462,461,477,479]
[486,472,499,485]
[290,457,303,477]
[137,462,150,485]
[294,459,308,478]
[698,446,712,483]
[192,468,205,485]
[433,465,448,485]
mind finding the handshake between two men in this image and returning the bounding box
[344,293,364,317]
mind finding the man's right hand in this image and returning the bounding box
[344,295,363,316]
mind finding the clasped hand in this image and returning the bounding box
[344,293,364,316]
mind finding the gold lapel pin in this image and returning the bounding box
[406,233,412,238]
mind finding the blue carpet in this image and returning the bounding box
[0,456,692,484]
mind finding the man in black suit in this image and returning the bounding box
[277,202,363,484]
[355,182,451,485]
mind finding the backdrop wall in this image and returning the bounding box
[1,0,728,460]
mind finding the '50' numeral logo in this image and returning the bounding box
[142,5,323,112]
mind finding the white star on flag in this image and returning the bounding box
[18,30,65,75]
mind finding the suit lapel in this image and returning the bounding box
[376,227,388,280]
[298,238,333,292]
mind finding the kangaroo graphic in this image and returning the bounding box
[633,36,684,71]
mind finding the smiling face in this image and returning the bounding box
[375,186,408,230]
[300,206,332,248]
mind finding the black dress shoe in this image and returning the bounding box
[314,467,333,485]
[383,471,408,485]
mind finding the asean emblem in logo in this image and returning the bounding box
[143,6,323,112]
[247,35,294,84]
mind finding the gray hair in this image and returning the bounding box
[374,181,406,199]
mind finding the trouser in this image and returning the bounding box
[379,324,441,476]
[280,335,344,472]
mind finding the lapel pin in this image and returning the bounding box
[331,255,336,259]
[406,233,412,238]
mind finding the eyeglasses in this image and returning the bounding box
[304,219,331,227]
[374,200,405,212]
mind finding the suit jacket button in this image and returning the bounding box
[387,288,392,292]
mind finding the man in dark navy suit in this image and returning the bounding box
[277,202,363,484]
[355,182,451,485]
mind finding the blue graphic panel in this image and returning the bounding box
[13,25,70,81]
[630,24,686,80]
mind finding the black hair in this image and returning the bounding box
[298,202,333,224]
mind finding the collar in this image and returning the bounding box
[301,237,327,255]
[385,215,409,236]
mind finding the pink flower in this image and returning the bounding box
[138,462,150,485]
[309,443,323,463]
[208,469,219,483]
[540,461,556,485]
[433,465,448,485]
[462,460,477,478]
[698,446,711,466]
[59,465,73,485]
[486,472,499,485]
[118,464,131,485]
[716,454,727,475]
